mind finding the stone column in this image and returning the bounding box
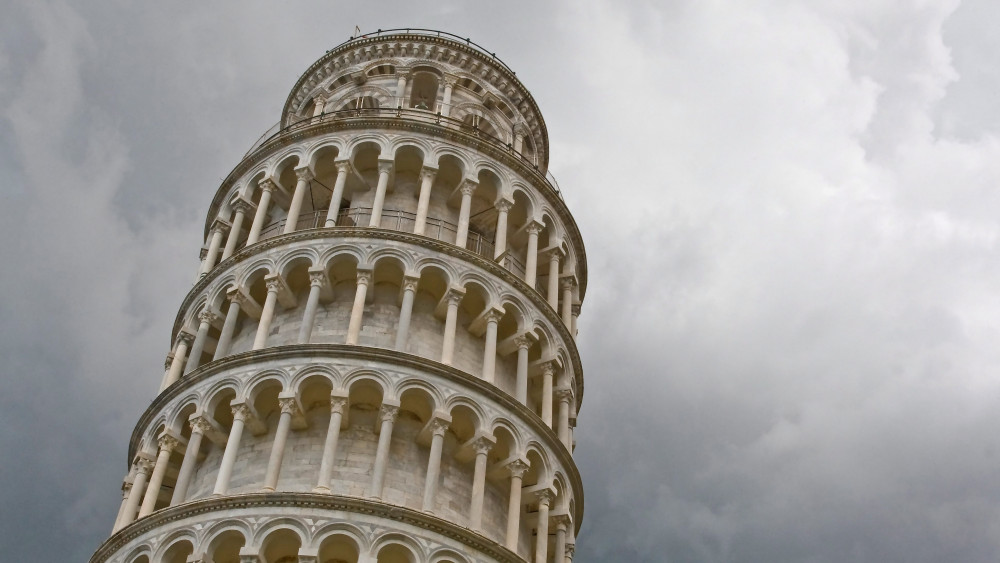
[185,310,219,373]
[314,395,348,492]
[515,336,531,404]
[162,331,195,390]
[198,220,230,277]
[262,396,300,491]
[222,200,253,261]
[214,403,251,495]
[455,180,478,249]
[440,288,465,365]
[421,418,450,513]
[313,95,326,116]
[413,166,437,235]
[468,436,494,531]
[369,160,393,227]
[214,289,242,360]
[245,179,276,246]
[541,362,555,427]
[556,389,573,449]
[482,309,503,384]
[513,124,529,154]
[441,78,455,116]
[116,458,152,530]
[504,460,529,550]
[298,270,326,344]
[561,278,575,328]
[534,490,553,563]
[112,478,133,532]
[394,276,419,351]
[554,516,570,563]
[283,166,313,233]
[566,543,576,563]
[171,415,211,505]
[159,353,174,391]
[138,434,179,517]
[494,199,512,259]
[524,222,542,288]
[324,161,351,227]
[547,252,561,309]
[395,71,408,106]
[346,269,372,345]
[368,403,399,499]
[571,304,581,341]
[252,275,284,350]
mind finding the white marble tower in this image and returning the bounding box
[92,29,587,563]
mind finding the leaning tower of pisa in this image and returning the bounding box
[91,29,586,563]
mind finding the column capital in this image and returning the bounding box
[264,273,288,294]
[356,268,373,286]
[443,75,457,88]
[232,402,253,422]
[402,275,419,293]
[459,179,479,196]
[135,457,154,475]
[540,360,556,377]
[513,122,531,137]
[514,334,533,350]
[525,220,543,235]
[329,395,349,415]
[571,303,582,316]
[278,396,301,416]
[176,330,196,347]
[566,543,576,560]
[189,415,214,435]
[334,159,353,174]
[560,276,577,290]
[555,387,575,404]
[198,310,221,326]
[210,217,232,235]
[553,513,572,530]
[484,307,504,324]
[157,433,181,453]
[164,352,175,371]
[419,165,438,182]
[377,159,394,174]
[231,198,256,215]
[294,166,314,182]
[428,417,450,437]
[378,403,399,424]
[495,198,513,213]
[258,177,277,193]
[308,270,327,287]
[396,68,411,79]
[506,459,530,478]
[445,287,466,305]
[536,488,554,507]
[471,434,496,455]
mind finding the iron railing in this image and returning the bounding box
[257,207,527,279]
[243,107,561,199]
[332,28,517,76]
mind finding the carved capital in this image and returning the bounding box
[443,76,457,88]
[555,388,575,404]
[294,166,314,182]
[429,418,450,437]
[164,352,175,371]
[536,488,554,507]
[231,198,255,215]
[135,458,154,475]
[419,166,438,182]
[334,160,353,175]
[278,396,300,416]
[540,361,556,377]
[571,304,582,316]
[308,270,327,287]
[176,330,196,347]
[356,269,373,286]
[232,403,252,422]
[566,543,576,560]
[378,404,399,424]
[401,276,419,293]
[157,433,180,453]
[525,221,543,235]
[514,334,533,350]
[553,513,572,530]
[485,308,504,324]
[210,218,232,236]
[506,459,529,479]
[198,310,221,326]
[459,179,478,197]
[329,396,349,415]
[377,159,394,175]
[560,277,576,290]
[264,275,286,294]
[495,199,513,213]
[258,178,277,194]
[189,415,214,436]
[471,435,495,456]
[446,287,465,305]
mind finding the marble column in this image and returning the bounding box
[556,389,573,449]
[346,270,372,345]
[547,252,561,309]
[524,222,542,288]
[368,160,393,227]
[324,161,351,227]
[468,436,494,531]
[413,166,437,235]
[221,200,253,261]
[252,275,284,350]
[394,276,419,351]
[494,199,512,259]
[541,362,555,427]
[213,403,251,495]
[162,332,195,390]
[116,458,152,531]
[505,460,529,550]
[395,71,408,106]
[421,418,450,513]
[312,95,326,116]
[198,220,230,277]
[314,395,348,492]
[441,78,454,116]
[561,278,575,328]
[571,304,581,341]
[455,180,478,249]
[185,310,219,373]
[171,415,212,505]
[245,179,276,246]
[138,434,179,517]
[515,335,531,404]
[368,403,399,499]
[554,516,570,563]
[213,289,242,360]
[262,397,300,491]
[298,270,326,344]
[482,309,502,384]
[534,490,553,563]
[440,288,465,365]
[283,166,313,234]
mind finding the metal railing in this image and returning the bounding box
[257,207,527,279]
[243,106,561,199]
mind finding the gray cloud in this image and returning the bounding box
[4,1,1000,561]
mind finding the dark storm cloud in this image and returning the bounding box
[4,1,1000,561]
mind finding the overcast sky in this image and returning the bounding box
[5,1,1000,561]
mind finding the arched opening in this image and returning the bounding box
[376,543,416,563]
[161,539,194,563]
[409,71,440,110]
[318,533,360,563]
[206,529,247,563]
[261,528,302,563]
